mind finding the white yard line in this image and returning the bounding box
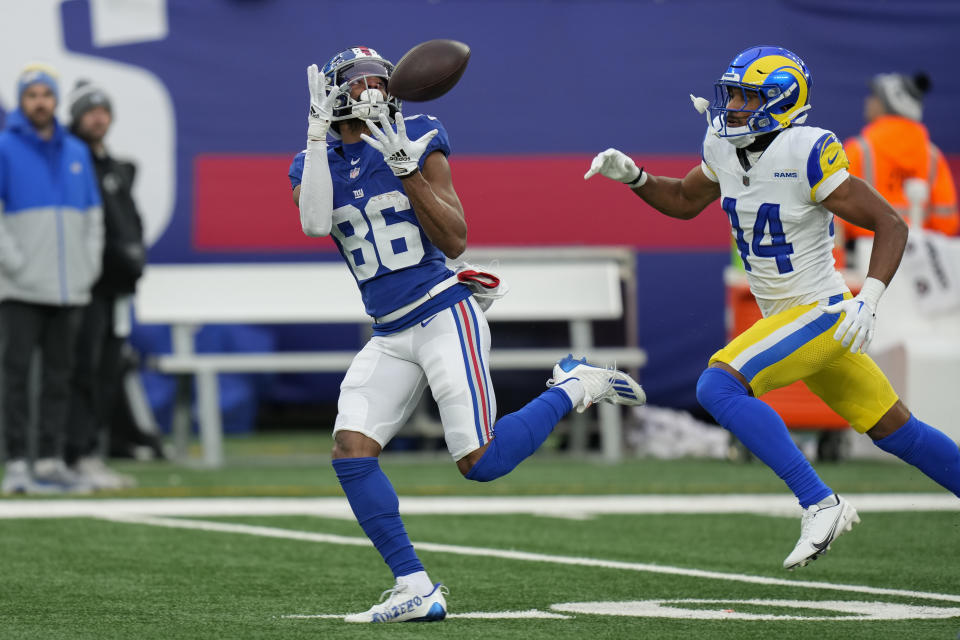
[447,610,572,619]
[1,493,957,519]
[99,512,960,605]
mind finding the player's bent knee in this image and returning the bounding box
[460,443,513,482]
[331,429,382,460]
[696,367,748,423]
[866,400,912,441]
[463,459,499,482]
[457,444,492,480]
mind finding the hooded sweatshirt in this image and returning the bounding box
[0,109,103,304]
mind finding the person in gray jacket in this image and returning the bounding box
[0,64,104,494]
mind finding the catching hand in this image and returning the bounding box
[307,64,340,142]
[361,111,438,177]
[584,148,641,183]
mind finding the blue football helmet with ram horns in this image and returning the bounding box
[320,46,401,139]
[709,45,812,147]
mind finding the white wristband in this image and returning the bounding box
[860,276,886,309]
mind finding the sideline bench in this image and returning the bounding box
[134,247,647,467]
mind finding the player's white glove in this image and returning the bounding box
[584,148,646,186]
[361,111,438,178]
[819,277,887,354]
[307,63,340,142]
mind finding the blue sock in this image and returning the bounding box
[874,414,960,497]
[332,457,423,577]
[696,367,832,508]
[466,387,572,482]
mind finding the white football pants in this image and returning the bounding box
[334,296,496,460]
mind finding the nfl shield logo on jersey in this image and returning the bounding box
[350,167,360,179]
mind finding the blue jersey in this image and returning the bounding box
[289,114,470,334]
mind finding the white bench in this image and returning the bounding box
[134,247,647,467]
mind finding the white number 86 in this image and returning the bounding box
[330,190,425,281]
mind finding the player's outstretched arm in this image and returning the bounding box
[584,149,720,219]
[819,175,909,353]
[362,112,466,258]
[296,64,339,236]
[402,151,467,259]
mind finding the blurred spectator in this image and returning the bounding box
[66,80,152,487]
[842,72,958,252]
[0,64,104,494]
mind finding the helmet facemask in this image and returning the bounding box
[321,49,402,140]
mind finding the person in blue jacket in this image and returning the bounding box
[0,64,104,494]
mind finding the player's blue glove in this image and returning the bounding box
[307,64,341,142]
[361,111,438,177]
[819,277,886,354]
[584,148,647,187]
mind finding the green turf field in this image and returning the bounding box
[1,434,958,639]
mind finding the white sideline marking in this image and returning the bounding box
[281,610,571,620]
[551,599,960,621]
[448,610,571,619]
[99,513,960,605]
[1,493,958,519]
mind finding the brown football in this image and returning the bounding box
[389,39,471,102]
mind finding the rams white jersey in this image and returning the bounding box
[701,126,851,316]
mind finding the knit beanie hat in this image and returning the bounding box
[871,72,931,122]
[17,63,59,102]
[68,80,113,124]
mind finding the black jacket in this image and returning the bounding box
[90,150,146,296]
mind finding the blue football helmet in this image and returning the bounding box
[320,46,401,138]
[710,45,812,147]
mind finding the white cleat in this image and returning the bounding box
[73,457,137,490]
[343,582,448,623]
[547,354,646,413]
[783,494,860,570]
[32,458,94,495]
[1,459,32,495]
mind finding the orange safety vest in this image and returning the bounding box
[843,115,959,239]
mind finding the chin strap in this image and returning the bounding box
[692,93,811,146]
[691,94,751,145]
[726,129,757,148]
[791,104,812,124]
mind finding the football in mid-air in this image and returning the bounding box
[389,39,471,102]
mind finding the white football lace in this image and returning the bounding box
[377,583,408,604]
[589,366,617,403]
[605,361,621,398]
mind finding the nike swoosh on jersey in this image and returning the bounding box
[827,151,839,165]
[351,157,361,165]
[420,315,438,328]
